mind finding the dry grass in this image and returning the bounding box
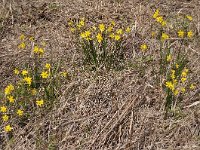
[0,0,200,149]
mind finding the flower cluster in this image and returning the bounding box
[0,36,69,134]
[68,18,131,69]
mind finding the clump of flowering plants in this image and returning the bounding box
[68,18,131,70]
[0,35,68,136]
[150,9,197,115]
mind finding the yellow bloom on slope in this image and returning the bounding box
[60,72,68,77]
[36,99,44,107]
[70,28,75,33]
[161,20,167,27]
[181,87,186,93]
[14,68,19,75]
[190,84,196,90]
[80,31,91,40]
[5,84,14,96]
[18,42,26,49]
[114,35,121,41]
[107,26,113,32]
[171,70,176,80]
[186,15,193,21]
[156,16,164,24]
[29,36,34,41]
[109,33,115,39]
[0,106,7,113]
[20,34,25,40]
[99,24,105,32]
[68,20,73,26]
[165,81,175,91]
[111,21,116,26]
[187,30,193,38]
[23,77,32,86]
[153,9,159,19]
[38,48,44,55]
[77,19,85,28]
[96,33,103,43]
[140,44,148,52]
[126,27,131,33]
[4,125,12,132]
[167,54,172,62]
[2,115,9,122]
[176,64,179,69]
[33,46,39,53]
[7,96,15,103]
[161,33,169,41]
[173,89,179,96]
[181,77,187,83]
[181,68,188,77]
[17,109,24,116]
[41,71,49,79]
[116,29,123,35]
[178,30,185,38]
[45,63,51,69]
[22,70,28,76]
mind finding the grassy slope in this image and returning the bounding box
[0,0,200,149]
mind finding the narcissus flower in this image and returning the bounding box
[173,89,179,96]
[22,70,28,76]
[171,70,176,80]
[2,115,9,122]
[109,33,115,39]
[45,63,51,69]
[5,84,14,96]
[165,81,175,91]
[0,106,7,113]
[4,125,12,132]
[187,30,193,38]
[181,87,186,93]
[186,15,193,21]
[70,28,75,32]
[153,9,159,19]
[190,84,195,90]
[167,54,172,62]
[140,44,148,52]
[41,71,49,79]
[116,29,123,35]
[126,27,131,33]
[114,35,121,41]
[23,77,32,86]
[181,77,187,83]
[178,30,184,38]
[176,64,179,69]
[36,99,44,107]
[80,31,91,40]
[18,42,26,49]
[156,16,164,24]
[161,33,169,41]
[111,21,115,26]
[33,46,39,53]
[7,96,15,103]
[77,18,85,28]
[96,33,103,43]
[20,34,25,40]
[33,46,44,55]
[14,68,20,75]
[17,109,24,116]
[107,26,113,32]
[60,72,68,77]
[99,24,105,32]
[29,36,34,41]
